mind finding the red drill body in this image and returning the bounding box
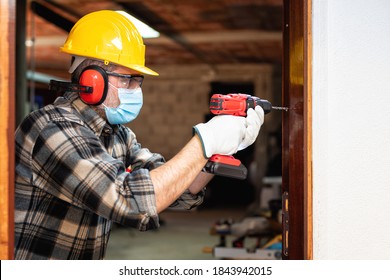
[209,93,272,116]
[204,93,279,180]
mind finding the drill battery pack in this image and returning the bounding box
[203,155,248,180]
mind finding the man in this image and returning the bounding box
[14,10,264,259]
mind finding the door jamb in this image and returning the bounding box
[282,0,313,260]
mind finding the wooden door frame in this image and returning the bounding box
[0,0,313,260]
[282,0,312,259]
[0,0,16,260]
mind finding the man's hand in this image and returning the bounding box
[193,106,264,158]
[238,105,264,151]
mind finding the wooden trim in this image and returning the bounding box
[282,0,312,259]
[283,0,305,259]
[304,0,313,260]
[0,0,16,260]
[281,0,290,258]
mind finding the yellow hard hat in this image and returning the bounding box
[61,10,158,76]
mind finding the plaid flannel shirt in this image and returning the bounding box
[14,92,204,260]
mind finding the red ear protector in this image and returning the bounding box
[49,65,108,105]
[78,65,108,105]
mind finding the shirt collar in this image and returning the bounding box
[64,92,117,136]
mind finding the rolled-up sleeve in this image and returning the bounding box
[168,188,205,210]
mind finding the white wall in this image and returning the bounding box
[312,0,390,259]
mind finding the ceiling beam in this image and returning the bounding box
[32,30,282,47]
[148,30,282,44]
[117,1,215,66]
[30,1,75,32]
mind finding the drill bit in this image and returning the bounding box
[272,106,289,112]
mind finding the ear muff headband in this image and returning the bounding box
[48,65,108,105]
[49,80,93,94]
[78,65,108,105]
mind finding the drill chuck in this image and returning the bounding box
[251,96,272,114]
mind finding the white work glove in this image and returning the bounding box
[193,105,264,159]
[238,106,264,151]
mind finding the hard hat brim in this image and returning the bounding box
[129,64,159,76]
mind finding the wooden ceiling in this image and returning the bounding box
[26,0,283,77]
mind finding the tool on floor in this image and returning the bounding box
[203,216,282,260]
[203,93,288,180]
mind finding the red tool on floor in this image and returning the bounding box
[203,93,288,180]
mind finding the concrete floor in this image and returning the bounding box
[105,207,248,260]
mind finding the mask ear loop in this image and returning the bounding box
[108,82,119,91]
[102,82,120,109]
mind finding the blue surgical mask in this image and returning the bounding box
[103,84,143,125]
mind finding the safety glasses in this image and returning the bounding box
[106,71,144,89]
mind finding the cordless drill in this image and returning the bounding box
[203,93,287,180]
